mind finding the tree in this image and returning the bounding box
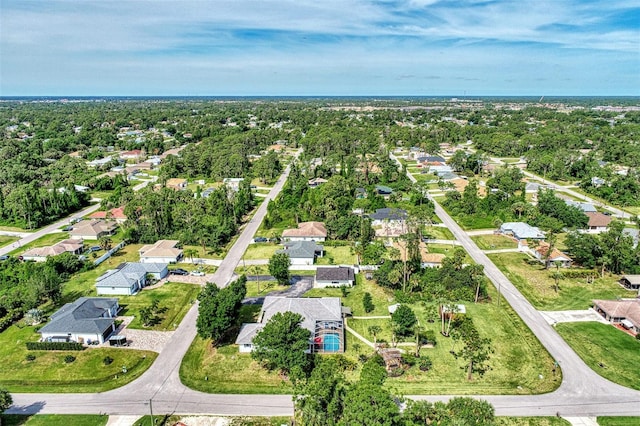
[184,247,198,263]
[339,382,401,426]
[294,358,346,426]
[391,304,417,337]
[551,261,563,293]
[252,311,311,376]
[268,252,291,285]
[196,276,247,345]
[0,388,12,424]
[453,318,493,380]
[98,235,112,251]
[368,325,382,344]
[362,292,374,313]
[446,397,495,425]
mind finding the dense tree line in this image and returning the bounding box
[196,276,247,345]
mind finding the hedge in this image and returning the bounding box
[26,341,85,351]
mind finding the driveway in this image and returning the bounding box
[106,316,175,353]
[243,275,313,304]
[539,309,610,325]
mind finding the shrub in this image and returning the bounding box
[419,356,433,371]
[401,353,417,366]
[26,341,84,351]
[362,292,374,313]
[64,355,76,363]
[25,354,36,361]
[103,356,114,366]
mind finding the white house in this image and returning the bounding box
[315,267,355,288]
[139,240,183,263]
[281,222,327,242]
[95,262,168,295]
[38,297,119,344]
[277,241,324,265]
[499,222,545,241]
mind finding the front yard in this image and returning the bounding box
[471,234,518,250]
[0,323,156,393]
[488,252,635,310]
[556,322,640,391]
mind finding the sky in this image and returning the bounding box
[1,0,638,96]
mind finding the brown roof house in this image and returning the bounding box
[139,240,183,264]
[70,220,117,240]
[166,178,187,190]
[22,239,85,262]
[89,206,127,223]
[282,221,327,242]
[533,242,573,268]
[593,299,640,334]
[585,212,612,233]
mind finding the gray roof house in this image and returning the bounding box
[38,297,119,344]
[369,208,408,222]
[525,182,543,193]
[96,262,168,296]
[235,296,344,354]
[277,241,323,266]
[499,222,545,240]
[315,266,356,288]
[565,200,597,213]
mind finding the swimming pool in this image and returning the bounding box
[323,333,340,352]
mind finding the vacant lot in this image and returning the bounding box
[556,322,640,391]
[0,235,19,248]
[597,418,640,426]
[242,243,279,260]
[488,252,634,310]
[119,282,200,330]
[471,234,518,250]
[318,245,357,265]
[0,323,156,393]
[422,226,455,240]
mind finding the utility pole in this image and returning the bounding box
[149,398,153,426]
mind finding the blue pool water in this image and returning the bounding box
[323,333,340,352]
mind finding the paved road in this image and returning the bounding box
[8,156,298,418]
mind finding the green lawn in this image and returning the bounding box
[317,246,357,265]
[488,253,635,310]
[0,323,156,393]
[242,243,279,260]
[8,233,70,255]
[245,280,288,298]
[556,322,640,391]
[182,244,224,260]
[2,415,108,426]
[422,226,455,240]
[0,224,28,232]
[305,273,395,316]
[496,418,569,426]
[119,282,200,330]
[471,234,518,250]
[597,418,640,426]
[0,235,19,247]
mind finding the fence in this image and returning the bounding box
[93,240,127,266]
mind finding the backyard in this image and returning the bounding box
[0,323,156,393]
[556,322,640,391]
[488,252,635,310]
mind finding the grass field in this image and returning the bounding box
[182,244,224,260]
[245,280,287,298]
[119,282,201,330]
[471,234,518,250]
[422,226,455,240]
[0,323,156,393]
[1,415,108,426]
[488,253,635,310]
[496,418,569,426]
[597,417,640,426]
[556,322,640,391]
[318,246,357,265]
[0,235,19,247]
[242,243,279,260]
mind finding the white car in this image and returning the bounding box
[190,270,205,277]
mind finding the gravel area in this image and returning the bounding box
[103,315,174,353]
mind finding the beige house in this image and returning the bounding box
[166,178,188,190]
[282,221,327,242]
[70,220,118,240]
[139,240,183,263]
[533,242,573,267]
[22,239,85,262]
[593,299,640,334]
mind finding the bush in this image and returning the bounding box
[26,341,84,351]
[557,269,598,279]
[103,356,114,365]
[419,356,433,371]
[25,354,36,361]
[64,355,76,363]
[362,292,374,313]
[401,353,418,366]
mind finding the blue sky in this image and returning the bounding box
[1,0,638,96]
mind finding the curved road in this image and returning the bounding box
[8,152,640,417]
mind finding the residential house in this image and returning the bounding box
[499,222,545,241]
[38,297,119,344]
[428,164,454,175]
[565,200,597,213]
[620,275,640,291]
[278,241,324,265]
[139,240,183,263]
[623,228,639,248]
[21,239,85,262]
[282,222,327,242]
[87,156,114,168]
[525,182,543,193]
[235,296,344,353]
[533,242,573,267]
[166,178,188,190]
[370,208,408,237]
[120,149,144,162]
[585,212,612,232]
[95,262,168,296]
[593,299,640,334]
[375,185,393,197]
[416,155,446,164]
[355,187,367,199]
[70,220,118,240]
[201,187,216,198]
[307,177,328,188]
[591,177,606,187]
[315,267,355,288]
[421,253,446,268]
[88,206,127,223]
[223,177,244,192]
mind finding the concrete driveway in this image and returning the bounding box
[539,309,610,325]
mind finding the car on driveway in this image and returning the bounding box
[0,255,9,261]
[62,226,73,231]
[191,270,205,276]
[253,237,268,243]
[170,268,189,276]
[88,246,101,252]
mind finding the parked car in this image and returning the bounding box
[170,268,189,276]
[253,237,268,243]
[0,255,9,261]
[88,246,101,252]
[191,270,205,277]
[62,226,73,231]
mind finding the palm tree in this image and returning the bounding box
[368,325,382,345]
[551,261,563,293]
[98,236,112,251]
[183,248,198,264]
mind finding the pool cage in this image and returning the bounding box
[312,320,344,353]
